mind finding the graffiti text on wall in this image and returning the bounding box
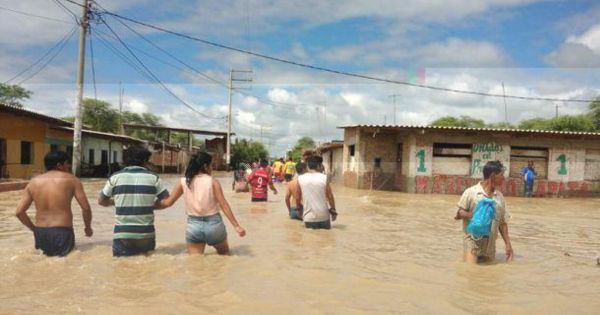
[416,149,427,173]
[471,142,504,176]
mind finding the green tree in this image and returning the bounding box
[429,115,486,128]
[486,122,515,129]
[589,97,600,131]
[82,99,121,132]
[287,136,315,161]
[0,83,32,107]
[231,138,269,168]
[518,115,595,132]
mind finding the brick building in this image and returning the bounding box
[339,125,600,197]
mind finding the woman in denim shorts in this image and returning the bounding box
[157,152,246,255]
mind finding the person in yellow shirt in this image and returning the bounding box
[283,158,297,182]
[272,158,285,182]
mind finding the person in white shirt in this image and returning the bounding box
[296,156,337,229]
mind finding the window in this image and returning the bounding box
[88,149,95,164]
[509,146,548,179]
[432,143,472,175]
[113,151,118,163]
[101,150,109,165]
[349,145,355,157]
[585,149,600,181]
[50,144,59,152]
[374,158,382,168]
[20,141,33,165]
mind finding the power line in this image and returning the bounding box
[3,26,77,84]
[99,9,597,104]
[51,0,79,22]
[101,12,322,112]
[98,17,226,120]
[16,27,77,84]
[0,5,74,24]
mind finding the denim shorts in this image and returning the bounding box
[186,213,227,246]
[289,206,302,221]
[113,238,156,257]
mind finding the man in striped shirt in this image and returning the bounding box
[98,145,169,257]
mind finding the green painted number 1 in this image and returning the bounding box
[416,149,427,172]
[557,154,567,175]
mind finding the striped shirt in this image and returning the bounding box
[100,166,169,240]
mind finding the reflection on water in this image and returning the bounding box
[1,175,599,314]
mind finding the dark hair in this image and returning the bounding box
[185,152,212,187]
[296,162,307,175]
[483,160,505,179]
[306,156,321,170]
[123,145,151,166]
[260,159,268,167]
[44,151,70,170]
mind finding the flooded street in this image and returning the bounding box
[1,174,599,314]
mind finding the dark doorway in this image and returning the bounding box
[0,139,6,178]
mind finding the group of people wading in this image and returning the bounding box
[15,146,510,264]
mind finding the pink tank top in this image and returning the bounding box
[181,175,219,217]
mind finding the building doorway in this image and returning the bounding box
[395,143,403,190]
[0,138,6,178]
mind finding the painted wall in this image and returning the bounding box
[0,112,47,178]
[342,127,600,197]
[81,137,123,166]
[548,148,586,182]
[470,142,510,178]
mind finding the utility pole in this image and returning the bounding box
[72,0,90,176]
[502,82,508,126]
[226,69,253,168]
[388,94,401,125]
[555,103,559,118]
[118,81,124,134]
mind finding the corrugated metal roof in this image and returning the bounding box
[337,124,600,137]
[51,126,145,143]
[1,103,73,126]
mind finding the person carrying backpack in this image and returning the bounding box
[454,160,513,264]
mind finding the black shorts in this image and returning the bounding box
[284,174,293,182]
[251,197,268,202]
[304,220,331,230]
[34,226,75,257]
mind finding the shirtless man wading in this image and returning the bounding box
[15,151,93,257]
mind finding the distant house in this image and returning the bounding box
[317,141,343,182]
[50,126,144,176]
[0,103,72,178]
[339,124,600,197]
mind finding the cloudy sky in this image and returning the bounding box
[1,0,600,156]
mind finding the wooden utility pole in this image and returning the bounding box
[388,94,401,125]
[72,0,90,176]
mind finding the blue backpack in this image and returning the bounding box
[466,198,496,239]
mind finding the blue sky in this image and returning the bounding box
[1,0,600,156]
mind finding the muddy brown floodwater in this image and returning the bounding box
[0,174,599,314]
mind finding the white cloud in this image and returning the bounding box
[125,99,148,113]
[567,24,600,53]
[545,23,600,67]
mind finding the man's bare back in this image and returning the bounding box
[15,156,92,235]
[27,171,85,227]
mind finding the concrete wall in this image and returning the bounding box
[0,112,48,178]
[342,127,600,197]
[322,147,343,182]
[81,137,123,166]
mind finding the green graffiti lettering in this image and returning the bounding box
[557,154,568,175]
[471,159,482,175]
[416,149,427,172]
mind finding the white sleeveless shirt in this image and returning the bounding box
[181,175,219,217]
[298,172,329,222]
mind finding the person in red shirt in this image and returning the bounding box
[247,159,277,202]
